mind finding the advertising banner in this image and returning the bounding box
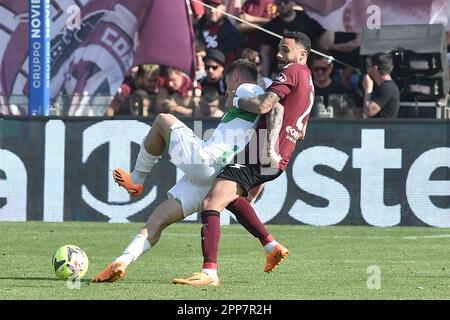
[0,118,449,227]
[28,0,51,115]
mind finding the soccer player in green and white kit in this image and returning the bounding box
[92,59,283,283]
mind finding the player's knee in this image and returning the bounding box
[201,196,216,211]
[156,216,172,231]
[155,113,176,126]
[147,213,168,234]
[201,197,211,211]
[152,113,175,138]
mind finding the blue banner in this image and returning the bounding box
[28,0,50,115]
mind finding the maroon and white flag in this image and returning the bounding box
[0,0,196,115]
[297,0,450,32]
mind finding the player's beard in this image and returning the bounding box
[277,59,288,71]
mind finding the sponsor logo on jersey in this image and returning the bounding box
[285,125,301,142]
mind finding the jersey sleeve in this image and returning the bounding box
[371,84,391,109]
[266,65,297,100]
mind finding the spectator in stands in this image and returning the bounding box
[106,64,159,116]
[240,47,272,89]
[259,0,332,77]
[196,0,248,65]
[327,32,362,90]
[195,86,224,118]
[363,53,400,118]
[135,64,160,95]
[189,0,205,23]
[122,90,152,116]
[239,0,276,31]
[225,0,242,26]
[155,66,195,117]
[195,40,207,82]
[447,32,450,76]
[311,54,346,106]
[237,0,277,49]
[199,49,227,95]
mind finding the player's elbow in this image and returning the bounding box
[259,102,283,115]
[273,103,284,115]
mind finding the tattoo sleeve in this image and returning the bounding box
[260,103,284,167]
[238,91,280,114]
[266,103,284,153]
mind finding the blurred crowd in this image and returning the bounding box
[102,0,363,119]
[6,0,449,118]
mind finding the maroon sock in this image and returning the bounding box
[201,210,220,270]
[226,197,273,246]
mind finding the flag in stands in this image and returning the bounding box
[0,0,196,115]
[297,0,449,32]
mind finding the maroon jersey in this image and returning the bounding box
[157,73,193,97]
[264,63,314,170]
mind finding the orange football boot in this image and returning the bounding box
[91,261,127,283]
[265,243,289,273]
[113,168,143,197]
[172,272,220,286]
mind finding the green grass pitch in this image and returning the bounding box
[0,221,449,300]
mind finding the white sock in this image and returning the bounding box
[264,240,278,254]
[114,234,151,267]
[131,142,159,184]
[130,170,148,185]
[202,268,218,279]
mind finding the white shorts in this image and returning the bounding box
[168,121,222,184]
[168,175,211,217]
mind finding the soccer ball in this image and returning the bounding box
[52,245,89,280]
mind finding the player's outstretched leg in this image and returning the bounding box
[173,179,241,286]
[91,231,148,283]
[227,197,289,273]
[114,113,179,196]
[172,209,222,286]
[91,261,128,283]
[264,243,289,273]
[91,199,184,283]
[113,168,144,197]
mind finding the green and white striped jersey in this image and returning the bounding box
[203,106,259,166]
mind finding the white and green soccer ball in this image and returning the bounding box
[52,245,89,280]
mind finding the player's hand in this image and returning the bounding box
[164,98,178,110]
[240,12,249,21]
[298,130,305,140]
[260,149,282,168]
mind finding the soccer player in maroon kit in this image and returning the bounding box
[173,31,315,286]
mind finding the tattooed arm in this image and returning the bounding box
[260,103,284,167]
[236,90,284,166]
[237,91,280,114]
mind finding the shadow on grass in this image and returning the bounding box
[0,276,60,281]
[0,277,92,286]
